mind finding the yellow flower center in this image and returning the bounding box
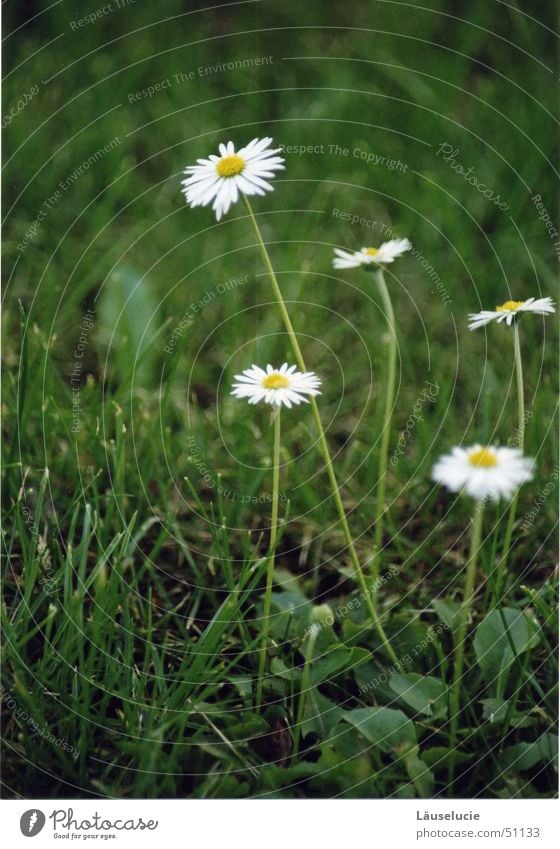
[216,154,245,178]
[468,447,498,468]
[364,247,379,257]
[262,373,290,390]
[496,300,524,312]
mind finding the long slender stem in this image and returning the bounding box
[256,408,281,711]
[513,323,525,451]
[448,499,485,788]
[371,268,397,595]
[243,196,398,664]
[495,324,525,601]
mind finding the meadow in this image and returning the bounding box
[2,0,558,799]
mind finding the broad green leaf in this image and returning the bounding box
[473,607,540,684]
[421,746,474,772]
[480,697,508,723]
[96,263,159,383]
[389,673,448,719]
[481,698,539,729]
[309,646,370,686]
[302,692,343,739]
[228,676,253,698]
[329,724,372,761]
[272,566,306,597]
[381,617,433,660]
[270,657,300,682]
[405,750,435,797]
[270,590,311,617]
[269,590,311,640]
[354,661,385,696]
[394,783,416,798]
[510,715,540,730]
[342,706,417,753]
[432,597,461,632]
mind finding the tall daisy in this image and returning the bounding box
[468,294,554,616]
[432,442,533,785]
[231,363,319,709]
[182,140,399,668]
[332,238,410,635]
[181,138,285,221]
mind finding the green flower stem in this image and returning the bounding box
[371,268,397,596]
[448,499,485,787]
[256,407,281,711]
[292,623,320,761]
[243,196,398,665]
[513,323,525,451]
[495,323,525,601]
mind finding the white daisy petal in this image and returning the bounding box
[333,238,411,270]
[233,174,267,196]
[468,297,556,330]
[520,296,555,314]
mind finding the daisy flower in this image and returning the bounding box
[231,363,321,409]
[333,238,411,269]
[468,297,555,330]
[181,138,285,221]
[432,444,533,502]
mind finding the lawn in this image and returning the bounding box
[2,0,558,799]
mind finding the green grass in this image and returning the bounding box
[2,0,558,798]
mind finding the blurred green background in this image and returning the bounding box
[3,0,557,424]
[3,0,557,546]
